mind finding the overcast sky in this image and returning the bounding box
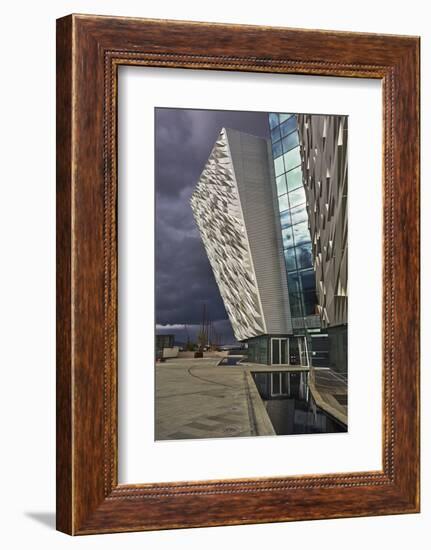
[155,108,270,344]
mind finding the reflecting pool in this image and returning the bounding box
[252,371,347,435]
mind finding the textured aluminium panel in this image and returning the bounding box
[190,129,265,341]
[226,129,292,335]
[297,114,348,328]
[191,128,291,341]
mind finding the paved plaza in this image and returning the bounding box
[155,358,276,440]
[155,358,347,440]
[155,358,340,440]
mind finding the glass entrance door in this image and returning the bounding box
[271,338,288,365]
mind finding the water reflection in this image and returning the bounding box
[252,371,346,435]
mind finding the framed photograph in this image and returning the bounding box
[56,14,420,534]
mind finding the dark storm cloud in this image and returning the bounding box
[155,320,238,348]
[155,108,270,343]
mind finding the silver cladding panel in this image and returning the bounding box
[190,129,265,341]
[190,128,292,341]
[297,114,348,328]
[226,129,292,336]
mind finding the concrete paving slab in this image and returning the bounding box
[308,368,348,425]
[155,358,276,440]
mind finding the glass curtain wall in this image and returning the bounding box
[268,113,318,329]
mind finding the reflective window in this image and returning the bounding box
[274,155,285,177]
[290,204,308,226]
[276,174,287,196]
[269,113,280,129]
[287,272,301,294]
[289,186,306,207]
[279,210,291,229]
[272,139,283,159]
[279,113,292,123]
[268,112,319,324]
[278,194,289,212]
[295,243,313,269]
[284,247,297,271]
[282,226,294,248]
[283,147,301,172]
[292,221,310,245]
[271,126,281,142]
[286,166,303,192]
[282,131,299,153]
[302,290,317,316]
[289,293,303,317]
[300,269,316,291]
[280,116,297,137]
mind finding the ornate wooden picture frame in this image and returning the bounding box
[56,14,420,535]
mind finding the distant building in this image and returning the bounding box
[191,113,347,373]
[156,334,175,351]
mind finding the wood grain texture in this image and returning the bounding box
[56,15,73,535]
[56,14,420,535]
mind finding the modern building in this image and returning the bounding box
[297,114,348,374]
[267,113,327,367]
[190,114,347,372]
[156,334,175,352]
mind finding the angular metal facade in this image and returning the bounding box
[190,128,292,342]
[297,114,348,329]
